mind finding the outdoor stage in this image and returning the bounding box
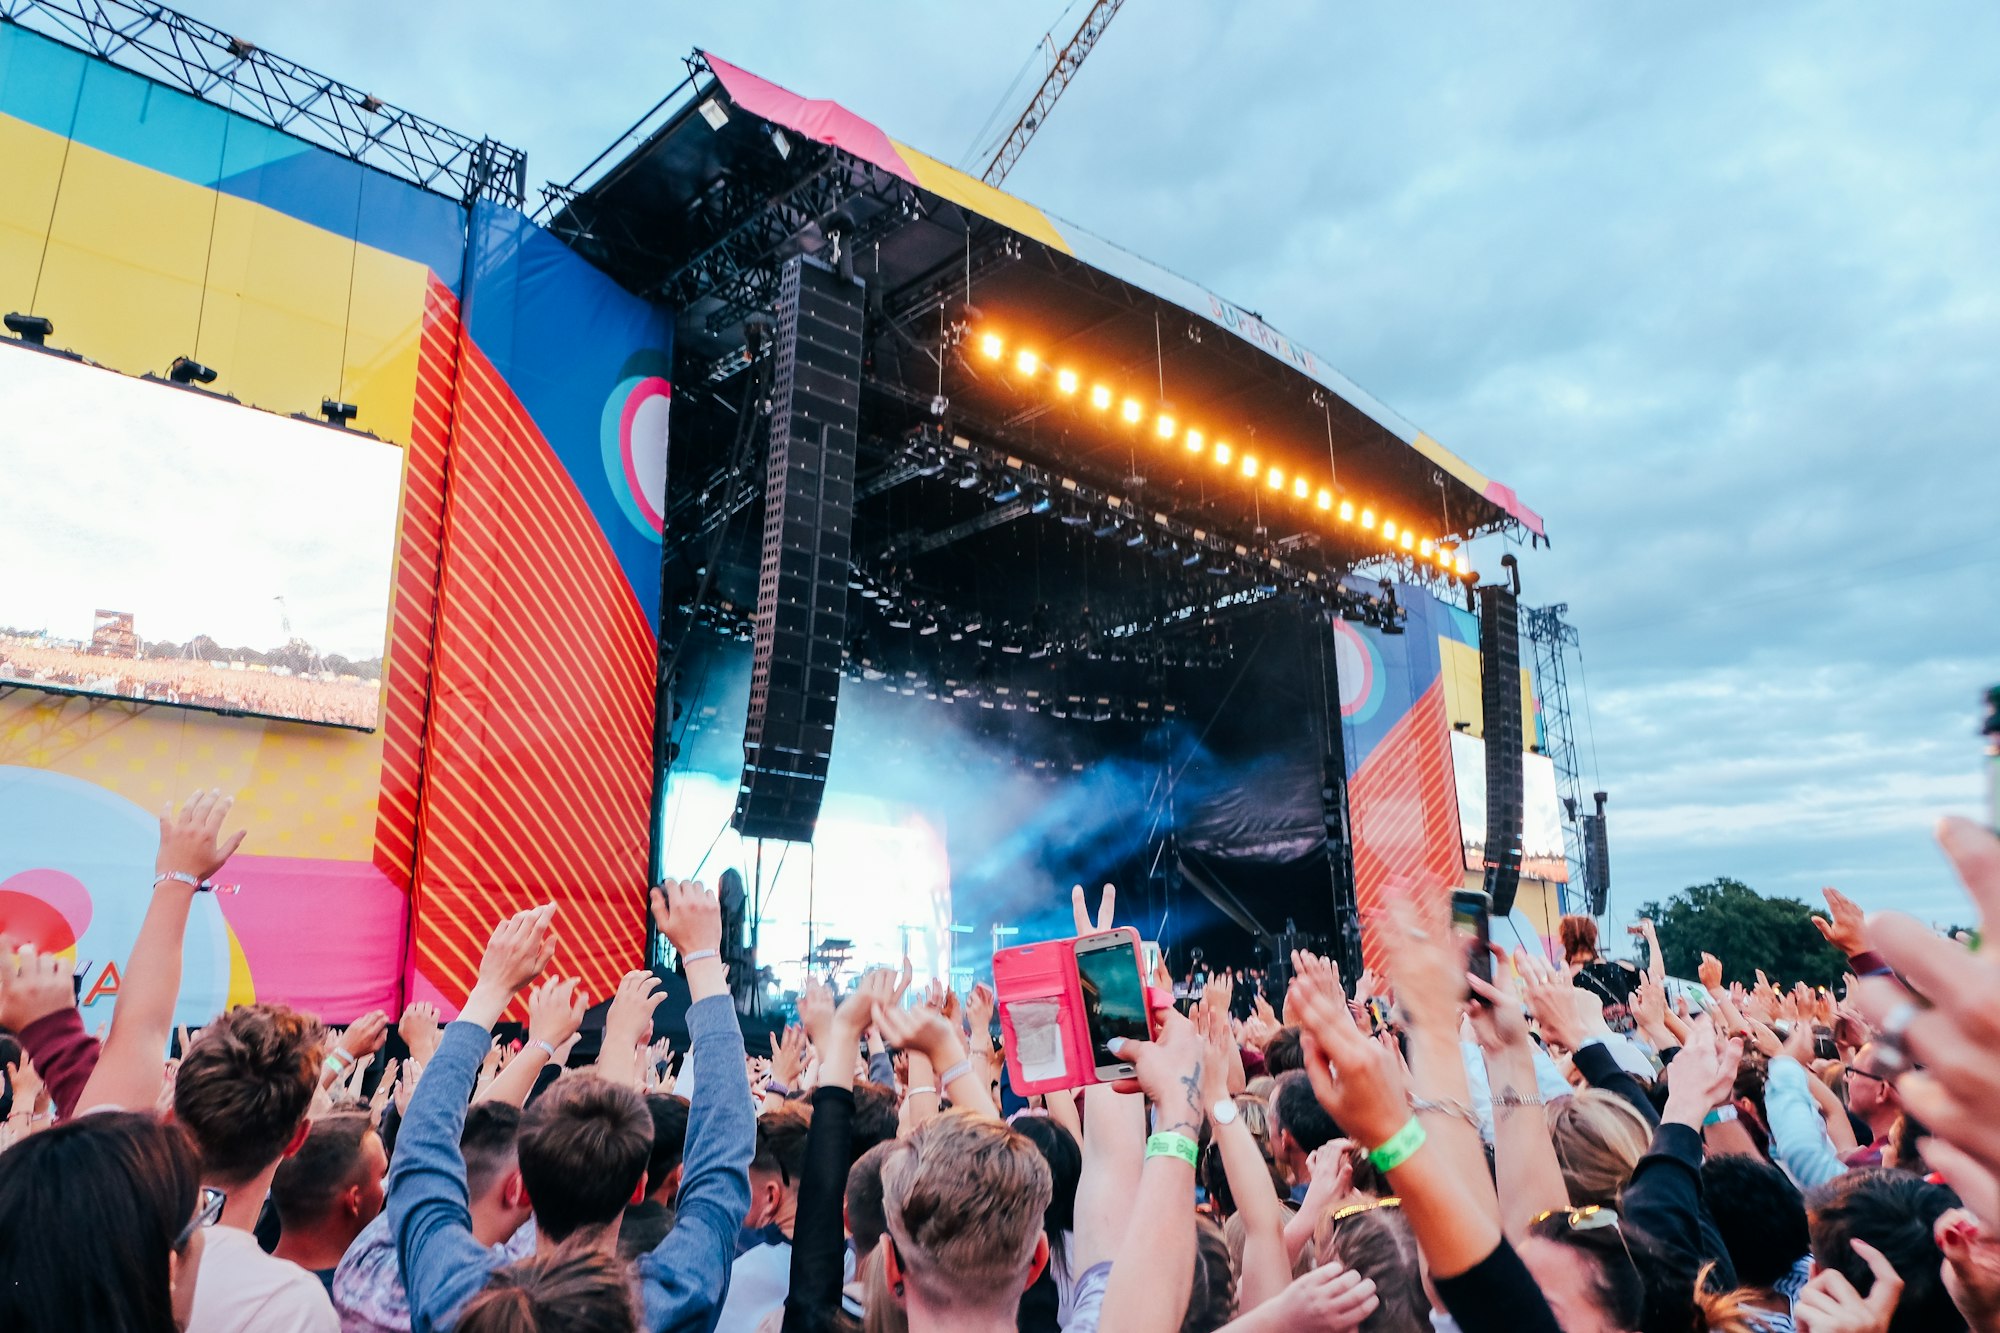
[0,3,1586,1028]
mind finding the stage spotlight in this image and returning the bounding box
[1027,489,1052,514]
[768,125,792,159]
[1121,397,1143,424]
[1293,476,1309,500]
[1340,599,1367,622]
[1454,555,1470,576]
[956,462,981,488]
[1092,516,1121,538]
[1185,428,1203,453]
[1014,349,1038,375]
[1214,442,1232,465]
[992,479,1022,502]
[980,333,1003,360]
[1182,547,1203,566]
[1241,454,1258,478]
[1316,489,1333,510]
[698,97,730,129]
[1266,466,1283,490]
[4,312,52,345]
[1400,530,1415,551]
[1339,500,1355,522]
[1382,519,1397,541]
[1123,529,1147,548]
[1090,384,1112,410]
[1156,413,1175,439]
[1360,508,1376,531]
[169,356,217,385]
[1057,368,1079,394]
[320,398,358,427]
[1420,538,1435,558]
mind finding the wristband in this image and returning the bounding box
[528,1039,559,1061]
[763,1078,791,1097]
[681,949,719,966]
[1366,1117,1427,1173]
[1702,1106,1738,1127]
[154,871,236,894]
[937,1059,972,1088]
[1145,1132,1200,1168]
[905,1085,938,1099]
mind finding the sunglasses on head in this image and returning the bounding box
[1331,1196,1402,1223]
[175,1186,225,1249]
[1533,1204,1621,1232]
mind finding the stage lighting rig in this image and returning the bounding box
[169,356,217,385]
[698,97,730,130]
[320,398,359,426]
[4,312,52,345]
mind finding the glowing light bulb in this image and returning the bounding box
[1338,500,1355,521]
[1400,530,1415,551]
[1360,508,1376,530]
[1156,414,1176,440]
[1015,349,1038,375]
[1186,429,1204,454]
[1267,466,1284,490]
[1122,398,1143,424]
[1316,489,1334,510]
[1057,368,1079,395]
[1293,476,1309,499]
[980,333,1003,360]
[1214,442,1232,465]
[1382,519,1398,541]
[1090,385,1112,410]
[1241,454,1259,478]
[1454,556,1470,576]
[1419,539,1435,558]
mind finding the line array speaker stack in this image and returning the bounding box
[733,255,863,843]
[1478,585,1525,915]
[1582,791,1611,916]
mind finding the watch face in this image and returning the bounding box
[1211,1098,1238,1126]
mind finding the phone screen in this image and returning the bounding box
[1076,937,1150,1071]
[1451,890,1494,988]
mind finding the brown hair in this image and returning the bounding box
[272,1110,376,1226]
[846,1140,897,1257]
[172,1003,325,1184]
[517,1075,651,1241]
[1558,915,1600,963]
[455,1237,640,1333]
[1180,1215,1236,1333]
[751,1101,814,1185]
[1548,1090,1652,1207]
[881,1110,1052,1310]
[1319,1203,1430,1333]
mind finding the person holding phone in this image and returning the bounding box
[1559,916,1642,1035]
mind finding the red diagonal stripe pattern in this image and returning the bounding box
[408,329,656,1009]
[1347,681,1464,971]
[371,274,459,892]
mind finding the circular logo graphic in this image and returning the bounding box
[1331,619,1385,725]
[601,374,671,538]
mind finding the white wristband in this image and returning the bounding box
[937,1059,972,1088]
[529,1039,559,1061]
[681,949,719,966]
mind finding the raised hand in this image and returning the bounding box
[1465,957,1532,1054]
[838,967,898,1037]
[769,1024,808,1087]
[526,977,587,1051]
[398,1001,442,1065]
[1814,886,1871,958]
[1377,894,1463,1034]
[1516,951,1586,1053]
[470,904,558,1021]
[393,1058,422,1116]
[797,976,836,1051]
[155,788,247,884]
[1698,951,1725,992]
[650,879,723,957]
[1202,968,1235,1020]
[1290,950,1411,1150]
[1263,1263,1381,1331]
[1662,1012,1744,1128]
[1072,882,1116,935]
[966,981,996,1039]
[0,948,77,1033]
[368,1057,400,1124]
[337,1010,392,1063]
[1111,1007,1206,1137]
[1793,1237,1902,1333]
[874,998,963,1071]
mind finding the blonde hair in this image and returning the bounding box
[881,1110,1052,1311]
[861,1246,906,1333]
[1548,1090,1652,1206]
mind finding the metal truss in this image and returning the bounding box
[1,0,525,205]
[1521,603,1587,911]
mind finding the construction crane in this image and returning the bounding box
[978,0,1127,186]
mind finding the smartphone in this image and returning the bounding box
[1451,888,1494,992]
[1074,928,1152,1082]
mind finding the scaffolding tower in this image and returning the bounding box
[1521,603,1587,914]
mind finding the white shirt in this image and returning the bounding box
[714,1240,792,1333]
[188,1224,340,1333]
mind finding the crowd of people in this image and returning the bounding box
[0,637,381,727]
[4,787,2000,1333]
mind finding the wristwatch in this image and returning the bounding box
[1210,1097,1238,1127]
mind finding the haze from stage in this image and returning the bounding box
[0,344,401,663]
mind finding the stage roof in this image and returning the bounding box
[548,52,1544,546]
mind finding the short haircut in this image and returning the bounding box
[456,1235,640,1333]
[1700,1154,1810,1288]
[641,1095,689,1197]
[882,1110,1052,1310]
[462,1102,523,1201]
[1807,1168,1965,1333]
[517,1075,652,1242]
[750,1102,812,1186]
[272,1111,376,1227]
[1272,1070,1339,1152]
[845,1140,897,1257]
[1261,1027,1304,1076]
[849,1082,899,1164]
[173,1003,325,1184]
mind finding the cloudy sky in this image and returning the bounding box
[187,1,1995,924]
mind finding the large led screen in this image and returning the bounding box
[1450,730,1570,882]
[0,344,401,730]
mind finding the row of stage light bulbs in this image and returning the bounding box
[976,331,1472,579]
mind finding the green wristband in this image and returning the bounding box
[1145,1132,1200,1168]
[1366,1117,1427,1173]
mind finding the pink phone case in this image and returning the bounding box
[994,927,1144,1096]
